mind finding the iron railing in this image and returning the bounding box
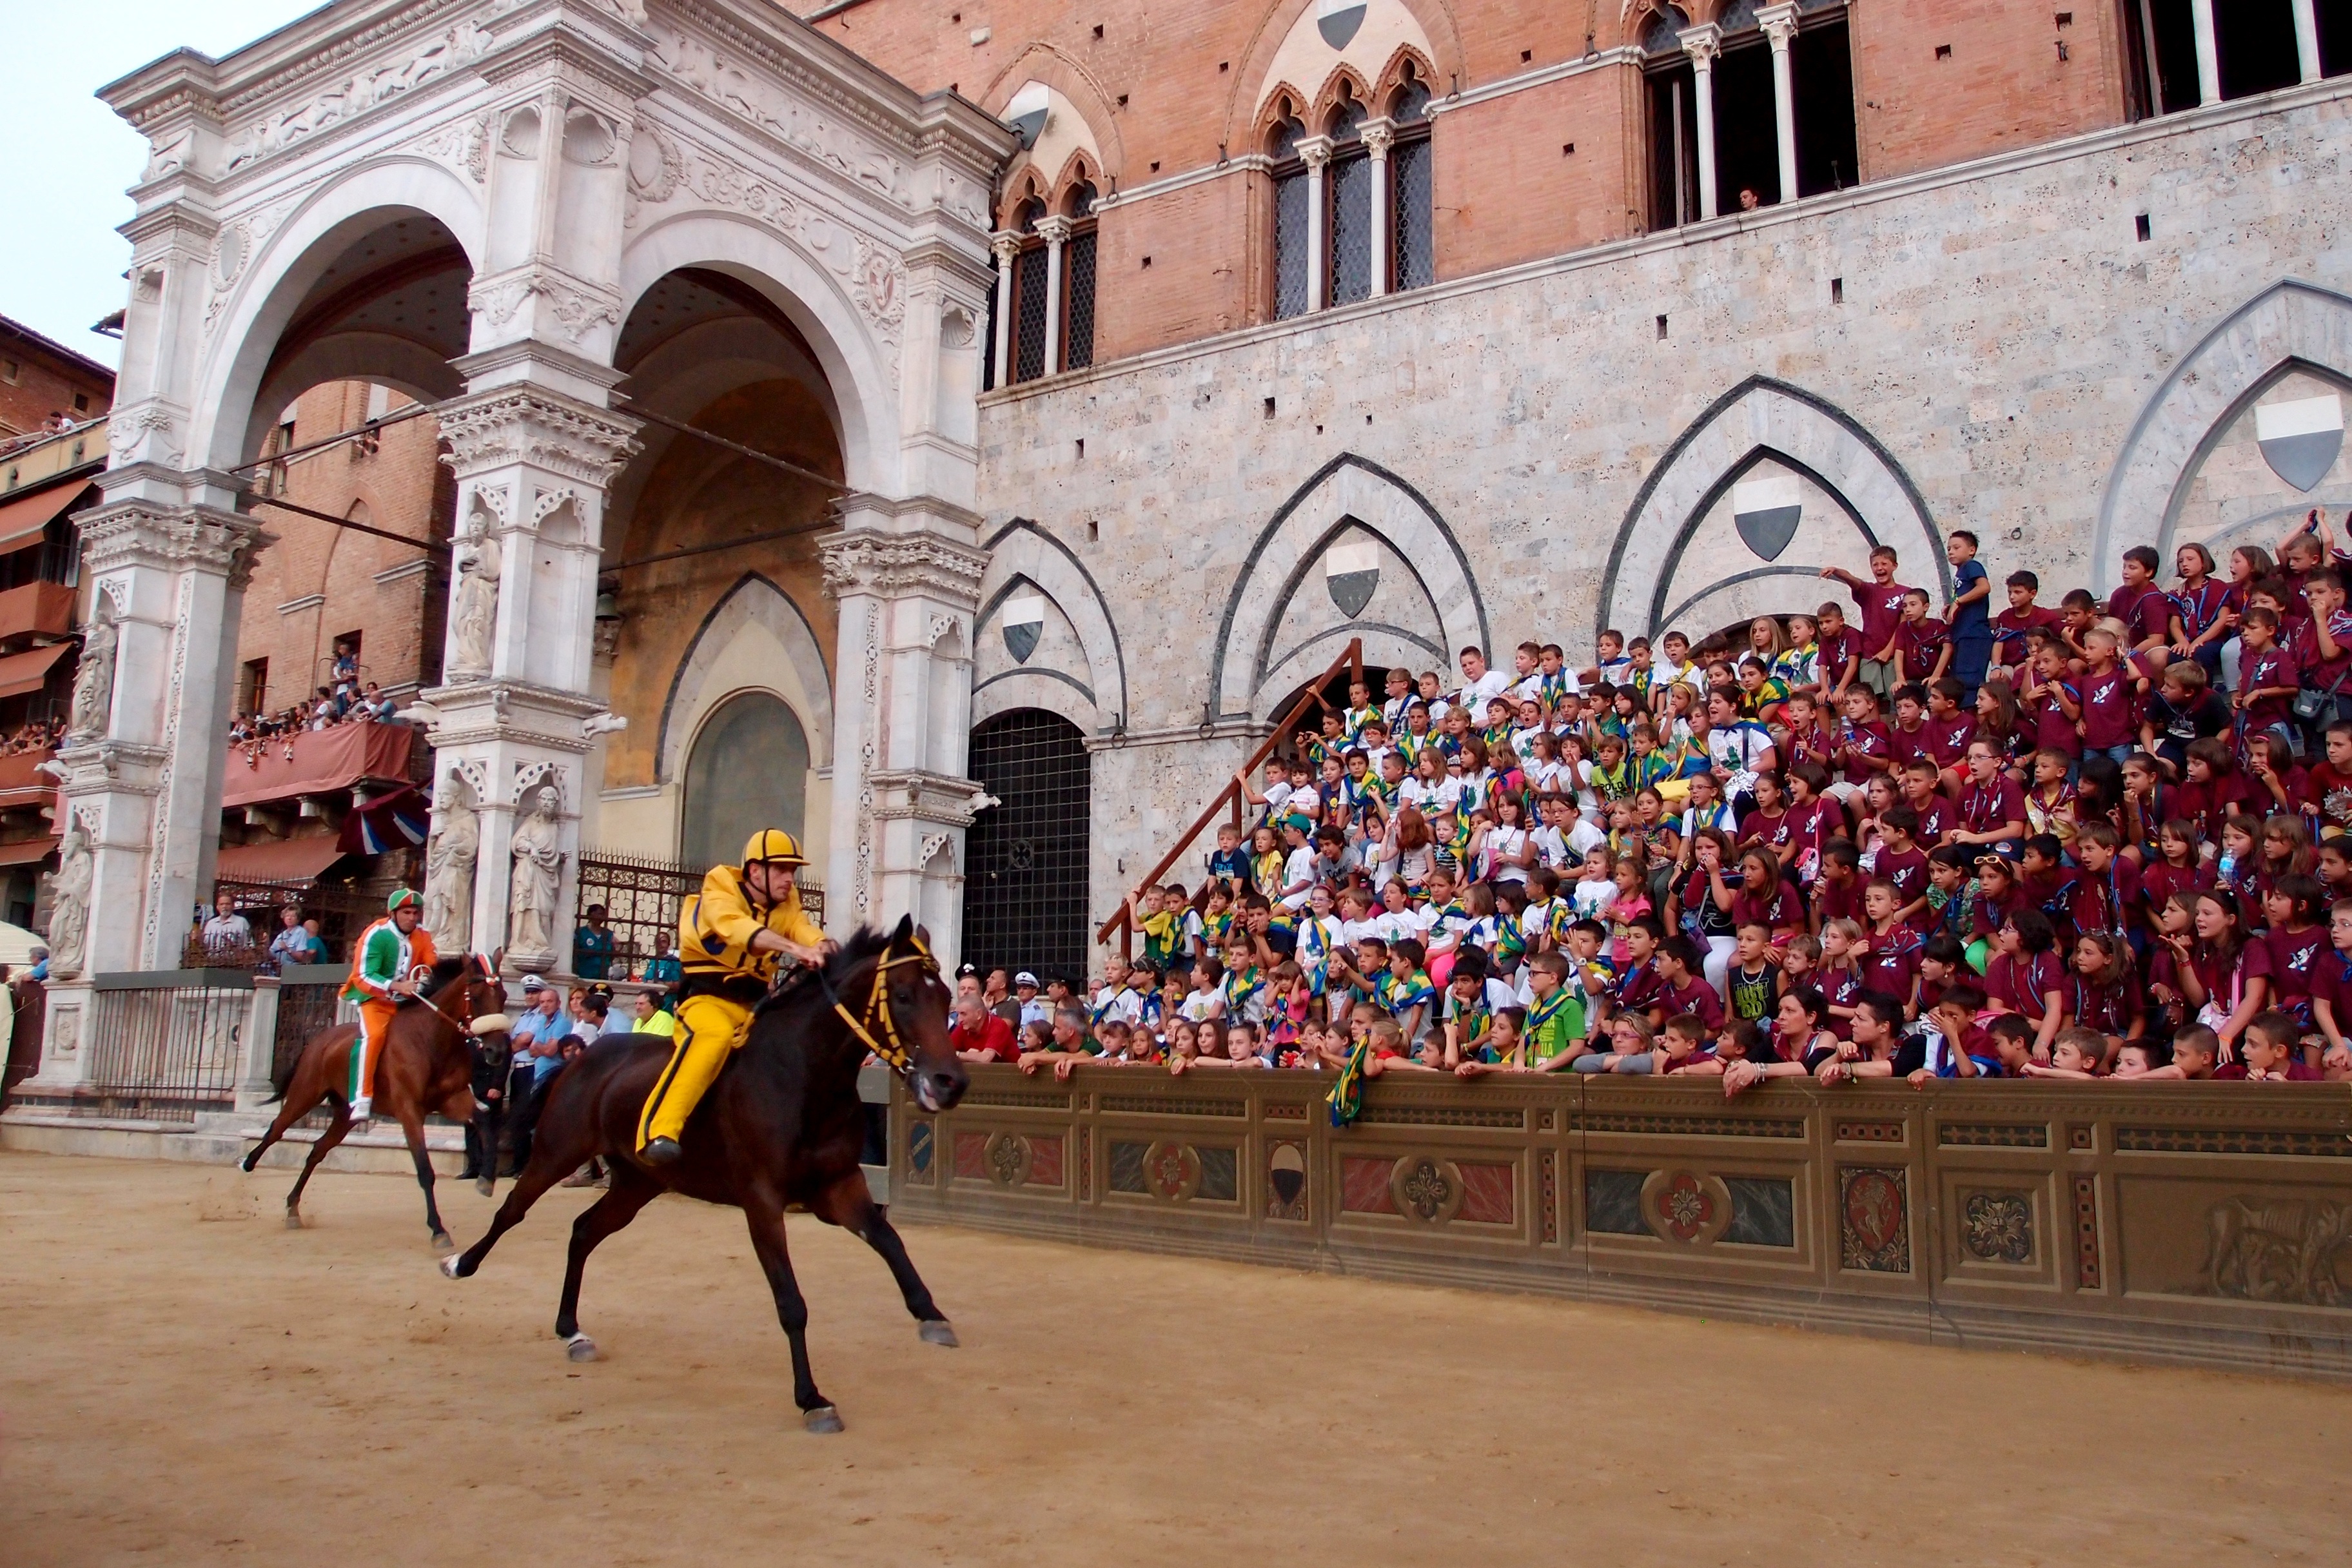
[274,964,351,1086]
[574,848,824,984]
[81,970,253,1123]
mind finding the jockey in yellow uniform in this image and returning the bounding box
[341,888,436,1125]
[637,829,835,1163]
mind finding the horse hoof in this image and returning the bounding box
[475,1178,495,1198]
[239,1155,257,1173]
[803,1406,844,1435]
[283,1211,303,1231]
[918,1320,959,1348]
[438,1255,464,1280]
[432,1231,455,1254]
[564,1333,598,1363]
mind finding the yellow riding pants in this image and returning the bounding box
[636,993,752,1150]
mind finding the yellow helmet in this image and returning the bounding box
[741,828,807,868]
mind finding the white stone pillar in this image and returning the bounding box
[1760,4,1801,204]
[1681,25,1723,221]
[1298,135,1335,311]
[1363,119,1395,298]
[52,500,268,978]
[2190,0,2221,105]
[820,504,988,961]
[990,231,1019,386]
[425,376,639,977]
[2293,0,2322,84]
[1036,215,1072,377]
[234,975,281,1111]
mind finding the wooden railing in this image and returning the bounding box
[890,1067,2352,1380]
[1093,636,1362,959]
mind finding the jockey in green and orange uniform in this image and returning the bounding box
[341,888,435,1125]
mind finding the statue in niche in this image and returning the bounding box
[46,819,95,979]
[67,598,119,741]
[449,526,502,679]
[421,777,480,952]
[506,785,565,964]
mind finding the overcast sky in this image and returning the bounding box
[6,2,320,369]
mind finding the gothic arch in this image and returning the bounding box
[972,518,1128,732]
[656,573,833,784]
[619,208,899,498]
[193,155,486,471]
[1211,453,1489,720]
[1600,377,1948,642]
[1227,0,1464,155]
[981,47,1126,190]
[2095,280,2352,591]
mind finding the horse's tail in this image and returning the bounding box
[264,1045,297,1106]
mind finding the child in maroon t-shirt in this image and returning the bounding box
[2077,629,2137,759]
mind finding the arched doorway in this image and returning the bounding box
[961,710,1091,984]
[680,692,810,871]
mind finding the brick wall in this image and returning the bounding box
[1853,0,2128,181]
[0,325,113,438]
[812,0,2138,363]
[234,382,452,719]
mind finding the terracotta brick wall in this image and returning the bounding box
[810,0,2138,364]
[0,330,113,438]
[234,382,453,719]
[1852,0,2128,182]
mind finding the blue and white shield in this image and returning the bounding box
[1325,541,1379,618]
[1732,475,1804,562]
[1000,593,1044,663]
[1317,0,1367,49]
[2255,393,2344,493]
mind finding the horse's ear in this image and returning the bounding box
[892,912,914,944]
[914,922,932,949]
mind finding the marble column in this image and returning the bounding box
[2190,0,2220,106]
[2292,0,2322,84]
[1680,25,1724,221]
[1298,135,1335,311]
[1036,215,1072,377]
[1363,119,1395,298]
[1760,4,1801,204]
[990,231,1019,386]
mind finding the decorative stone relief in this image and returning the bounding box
[466,270,623,344]
[113,404,179,466]
[435,389,640,485]
[422,774,480,952]
[505,783,565,966]
[819,535,986,603]
[65,598,119,742]
[410,112,491,182]
[623,116,685,222]
[224,19,496,171]
[447,515,501,681]
[647,21,914,208]
[44,812,96,981]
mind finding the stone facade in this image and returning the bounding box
[965,82,2352,930]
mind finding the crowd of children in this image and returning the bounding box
[1014,514,2352,1110]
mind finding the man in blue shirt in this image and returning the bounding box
[1945,530,1994,703]
[572,905,615,980]
[503,977,573,1171]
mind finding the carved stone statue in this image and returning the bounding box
[45,820,94,980]
[506,785,565,964]
[449,528,502,678]
[67,598,119,741]
[421,778,480,952]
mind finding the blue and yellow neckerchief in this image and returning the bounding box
[1399,729,1433,765]
[1327,1037,1371,1127]
[1221,965,1264,1015]
[1251,847,1285,894]
[1496,910,1528,963]
[1344,704,1379,741]
[1539,669,1573,708]
[1296,916,1331,997]
[1387,970,1435,1019]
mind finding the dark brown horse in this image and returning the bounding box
[241,953,514,1251]
[440,917,968,1434]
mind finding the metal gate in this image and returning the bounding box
[961,709,1092,985]
[273,964,351,1086]
[83,972,253,1122]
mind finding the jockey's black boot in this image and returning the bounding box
[642,1136,683,1166]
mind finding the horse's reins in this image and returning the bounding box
[813,936,939,1075]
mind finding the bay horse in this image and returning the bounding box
[240,953,514,1251]
[440,917,968,1434]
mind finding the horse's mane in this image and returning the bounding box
[418,955,476,998]
[753,926,897,1019]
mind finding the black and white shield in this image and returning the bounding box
[1325,540,1379,618]
[1317,0,1366,49]
[1732,475,1804,562]
[2256,393,2344,493]
[1000,593,1044,663]
[1004,82,1050,150]
[1269,1142,1306,1208]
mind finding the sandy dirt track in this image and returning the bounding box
[1,1150,2342,1567]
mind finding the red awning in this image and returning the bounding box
[0,642,70,700]
[0,835,57,867]
[220,721,417,809]
[0,480,91,554]
[216,836,349,883]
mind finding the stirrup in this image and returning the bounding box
[348,1096,373,1124]
[640,1135,682,1165]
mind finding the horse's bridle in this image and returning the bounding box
[817,935,940,1076]
[411,954,492,1039]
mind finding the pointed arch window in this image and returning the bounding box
[994,182,1099,386]
[1269,66,1435,321]
[1387,70,1435,294]
[1063,181,1098,372]
[1268,109,1311,321]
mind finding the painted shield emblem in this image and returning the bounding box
[1732,475,1804,562]
[2255,393,2344,493]
[1325,540,1380,618]
[1317,0,1367,49]
[1004,81,1051,150]
[1000,593,1044,663]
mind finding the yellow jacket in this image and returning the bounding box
[679,863,825,990]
